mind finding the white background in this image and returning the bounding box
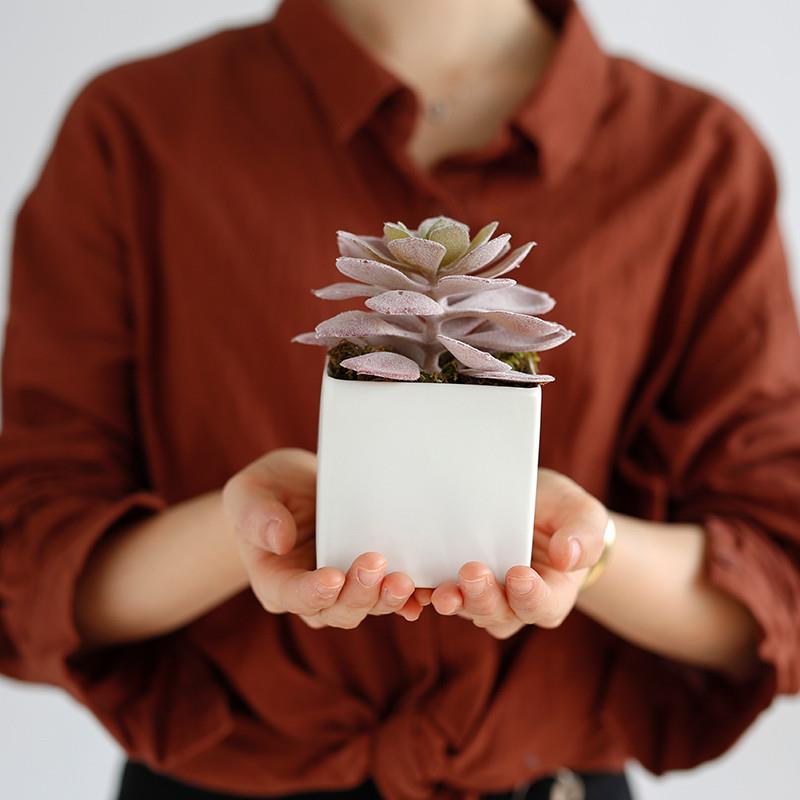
[1,1,798,798]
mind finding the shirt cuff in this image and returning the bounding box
[703,513,800,694]
[602,513,799,774]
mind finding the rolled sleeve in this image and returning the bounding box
[704,515,800,695]
[606,102,800,771]
[3,492,165,683]
[0,77,233,768]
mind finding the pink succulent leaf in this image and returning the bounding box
[339,351,421,381]
[366,290,445,316]
[472,310,566,338]
[362,235,400,260]
[459,368,555,384]
[473,241,536,279]
[336,231,382,259]
[524,328,576,351]
[292,331,328,345]
[440,316,488,338]
[386,236,446,278]
[376,314,426,332]
[337,231,400,264]
[463,325,575,352]
[467,221,500,253]
[336,257,428,291]
[367,338,427,364]
[437,335,513,372]
[292,331,370,348]
[432,275,516,299]
[312,282,382,300]
[445,233,511,275]
[315,310,425,340]
[445,285,555,315]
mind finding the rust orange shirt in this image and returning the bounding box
[2,0,799,797]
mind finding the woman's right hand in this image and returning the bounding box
[223,447,424,628]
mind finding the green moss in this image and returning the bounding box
[493,351,541,374]
[418,354,460,383]
[326,341,542,385]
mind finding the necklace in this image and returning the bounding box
[425,98,451,122]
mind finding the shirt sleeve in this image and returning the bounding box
[604,102,800,773]
[0,78,233,768]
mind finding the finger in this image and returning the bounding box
[513,563,578,629]
[371,572,415,616]
[484,618,525,640]
[504,565,551,624]
[299,614,327,629]
[317,552,387,629]
[414,588,434,606]
[253,567,344,616]
[277,566,347,615]
[247,542,346,615]
[431,581,463,615]
[396,595,425,622]
[457,562,509,623]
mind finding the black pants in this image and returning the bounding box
[118,761,633,800]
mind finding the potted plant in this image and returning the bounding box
[294,217,573,587]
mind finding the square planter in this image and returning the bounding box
[315,364,541,588]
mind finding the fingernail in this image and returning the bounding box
[441,598,459,615]
[357,567,383,587]
[507,575,535,595]
[567,538,581,569]
[317,582,342,599]
[265,519,281,553]
[384,586,406,604]
[461,575,488,597]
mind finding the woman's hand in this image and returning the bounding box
[416,469,608,639]
[223,447,424,629]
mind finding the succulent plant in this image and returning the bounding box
[293,216,574,384]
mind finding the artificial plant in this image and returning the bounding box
[293,216,573,384]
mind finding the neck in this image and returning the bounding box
[324,0,554,97]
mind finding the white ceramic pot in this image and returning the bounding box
[315,365,541,588]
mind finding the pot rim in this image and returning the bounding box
[321,358,542,395]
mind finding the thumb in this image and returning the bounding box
[223,453,316,554]
[239,494,299,556]
[535,469,607,572]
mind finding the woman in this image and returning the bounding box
[1,0,798,798]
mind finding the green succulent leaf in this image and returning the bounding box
[467,221,499,253]
[383,221,412,241]
[427,220,471,266]
[416,216,445,238]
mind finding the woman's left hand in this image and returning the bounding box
[415,469,609,639]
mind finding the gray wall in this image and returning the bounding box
[1,1,798,797]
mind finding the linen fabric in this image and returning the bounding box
[1,1,799,798]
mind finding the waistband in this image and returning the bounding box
[118,761,632,800]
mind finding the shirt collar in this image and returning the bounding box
[271,0,610,181]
